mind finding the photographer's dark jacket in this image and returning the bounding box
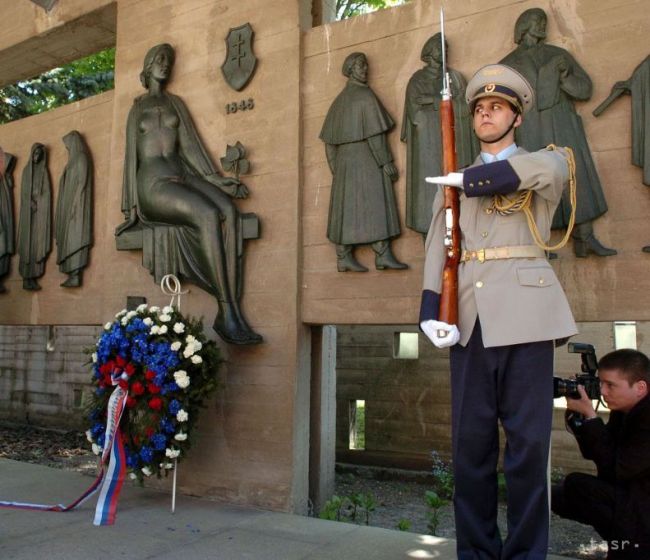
[575,395,650,546]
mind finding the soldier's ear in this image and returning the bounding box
[513,113,523,129]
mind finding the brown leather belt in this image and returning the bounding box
[460,245,546,263]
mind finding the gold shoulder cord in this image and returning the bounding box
[488,144,577,251]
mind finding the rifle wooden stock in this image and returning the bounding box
[438,97,460,327]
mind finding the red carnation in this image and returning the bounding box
[126,397,137,408]
[118,379,129,390]
[99,361,113,375]
[147,383,161,394]
[131,381,145,396]
[145,370,156,381]
[145,427,155,438]
[116,355,127,368]
[148,397,163,411]
[124,363,136,376]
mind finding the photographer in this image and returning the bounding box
[552,349,650,558]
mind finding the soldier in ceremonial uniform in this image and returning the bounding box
[421,64,577,559]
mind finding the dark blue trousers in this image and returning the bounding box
[450,319,554,560]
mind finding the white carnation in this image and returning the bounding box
[149,306,160,313]
[104,322,112,330]
[174,370,190,389]
[141,466,152,476]
[171,341,182,351]
[162,306,174,314]
[143,317,153,326]
[183,344,196,358]
[174,432,188,441]
[126,311,137,320]
[120,317,129,326]
[193,341,202,352]
[115,309,127,318]
[176,409,188,422]
[163,462,174,469]
[159,314,171,323]
[150,325,160,335]
[159,325,168,335]
[176,376,190,389]
[165,448,181,459]
[173,322,185,334]
[92,353,97,363]
[191,355,203,365]
[136,303,148,313]
[92,443,102,455]
[185,335,196,344]
[128,473,137,480]
[85,430,93,442]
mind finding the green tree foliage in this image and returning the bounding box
[0,47,115,124]
[336,0,408,21]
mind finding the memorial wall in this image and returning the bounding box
[0,0,648,513]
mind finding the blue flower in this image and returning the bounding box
[90,422,105,437]
[151,433,167,451]
[97,434,105,447]
[160,418,176,434]
[169,399,182,415]
[139,446,154,463]
[126,451,139,468]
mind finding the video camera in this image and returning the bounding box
[553,342,600,400]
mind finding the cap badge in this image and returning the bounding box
[485,83,496,93]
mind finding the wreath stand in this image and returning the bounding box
[159,274,189,514]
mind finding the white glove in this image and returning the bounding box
[425,172,464,188]
[420,320,460,349]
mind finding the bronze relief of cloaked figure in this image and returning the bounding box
[119,43,261,345]
[401,33,478,236]
[18,143,51,290]
[501,8,616,257]
[320,52,407,272]
[55,131,93,287]
[0,151,17,292]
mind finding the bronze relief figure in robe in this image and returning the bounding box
[18,143,51,290]
[320,52,407,272]
[0,151,16,292]
[401,33,478,236]
[55,131,93,287]
[501,8,616,257]
[118,43,261,345]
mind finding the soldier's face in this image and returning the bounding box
[473,96,521,144]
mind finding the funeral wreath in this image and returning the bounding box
[86,304,221,481]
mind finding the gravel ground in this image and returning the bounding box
[334,464,608,559]
[0,422,607,559]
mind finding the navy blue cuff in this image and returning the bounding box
[463,160,520,197]
[419,290,440,327]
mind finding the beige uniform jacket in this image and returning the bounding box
[420,147,578,347]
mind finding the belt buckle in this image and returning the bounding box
[476,248,485,263]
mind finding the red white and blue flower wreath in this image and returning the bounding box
[85,303,221,522]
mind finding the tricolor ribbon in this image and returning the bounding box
[0,372,129,526]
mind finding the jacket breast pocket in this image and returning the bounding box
[516,266,556,288]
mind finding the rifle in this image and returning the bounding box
[437,8,460,335]
[592,81,630,117]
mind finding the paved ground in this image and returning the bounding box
[0,459,578,560]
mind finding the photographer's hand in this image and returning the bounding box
[565,385,598,418]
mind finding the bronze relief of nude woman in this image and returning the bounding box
[119,43,262,344]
